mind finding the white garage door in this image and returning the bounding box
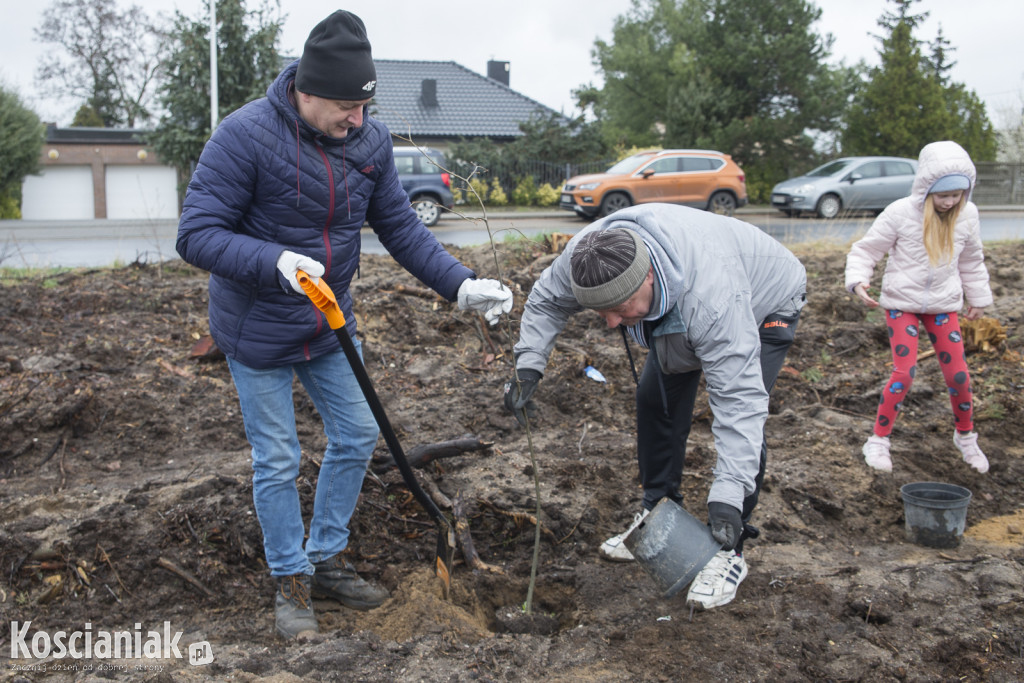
[105,165,179,219]
[21,166,95,220]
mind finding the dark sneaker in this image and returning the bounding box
[275,574,319,638]
[312,555,389,610]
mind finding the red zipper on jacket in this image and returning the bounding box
[303,140,337,361]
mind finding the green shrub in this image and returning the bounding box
[488,178,508,206]
[535,183,560,207]
[468,178,489,204]
[511,176,537,206]
[745,177,773,205]
[0,193,21,219]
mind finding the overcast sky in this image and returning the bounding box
[2,0,1022,129]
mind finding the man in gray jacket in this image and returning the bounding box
[504,203,806,609]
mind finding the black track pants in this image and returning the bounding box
[634,309,800,550]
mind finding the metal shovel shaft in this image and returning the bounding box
[296,271,455,598]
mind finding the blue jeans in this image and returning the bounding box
[227,342,379,576]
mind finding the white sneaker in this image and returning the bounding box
[686,550,748,609]
[599,509,650,562]
[862,434,892,472]
[954,432,989,473]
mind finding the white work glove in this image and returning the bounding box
[457,278,513,326]
[276,250,325,294]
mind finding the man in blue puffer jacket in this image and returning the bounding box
[176,10,512,639]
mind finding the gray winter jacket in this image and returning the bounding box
[514,204,806,510]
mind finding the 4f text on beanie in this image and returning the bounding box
[296,10,377,101]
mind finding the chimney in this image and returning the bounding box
[487,60,510,86]
[420,79,438,107]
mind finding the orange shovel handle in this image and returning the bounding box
[296,270,345,330]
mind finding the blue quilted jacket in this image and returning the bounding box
[177,60,474,369]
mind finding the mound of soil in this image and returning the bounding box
[2,237,1023,682]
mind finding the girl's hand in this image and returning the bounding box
[854,283,879,308]
[965,306,985,320]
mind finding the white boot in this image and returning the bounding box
[953,431,989,473]
[862,434,892,472]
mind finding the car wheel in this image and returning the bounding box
[708,192,737,216]
[599,193,632,217]
[816,194,841,219]
[412,197,441,227]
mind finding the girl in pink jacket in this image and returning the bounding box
[845,140,993,474]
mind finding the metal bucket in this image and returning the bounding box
[900,482,972,549]
[624,499,722,598]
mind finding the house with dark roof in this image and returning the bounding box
[370,59,566,149]
[21,59,565,219]
[21,124,176,220]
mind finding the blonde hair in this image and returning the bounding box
[922,193,964,266]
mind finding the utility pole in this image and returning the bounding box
[210,0,219,131]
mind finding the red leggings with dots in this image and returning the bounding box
[873,310,974,437]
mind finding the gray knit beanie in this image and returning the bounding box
[570,229,651,310]
[928,173,971,195]
[296,11,377,101]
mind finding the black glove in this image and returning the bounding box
[708,502,743,551]
[503,369,541,427]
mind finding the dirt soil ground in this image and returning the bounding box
[2,236,1024,682]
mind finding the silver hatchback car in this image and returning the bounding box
[770,156,918,218]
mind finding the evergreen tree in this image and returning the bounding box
[944,85,998,161]
[0,87,46,218]
[585,0,851,200]
[505,112,607,166]
[841,0,996,160]
[928,26,996,160]
[71,105,106,128]
[148,0,282,185]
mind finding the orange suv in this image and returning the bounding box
[560,149,748,218]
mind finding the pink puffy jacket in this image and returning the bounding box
[844,141,993,314]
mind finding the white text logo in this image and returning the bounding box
[9,621,212,665]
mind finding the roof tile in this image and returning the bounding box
[370,60,565,140]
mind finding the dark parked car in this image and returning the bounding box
[393,146,454,227]
[770,156,918,218]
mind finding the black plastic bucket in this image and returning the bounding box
[624,499,722,598]
[900,482,972,549]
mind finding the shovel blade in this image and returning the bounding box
[435,523,456,600]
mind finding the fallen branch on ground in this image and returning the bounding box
[478,500,557,540]
[155,557,213,598]
[371,435,491,472]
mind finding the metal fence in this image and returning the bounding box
[445,158,614,194]
[974,163,1024,205]
[444,158,1024,206]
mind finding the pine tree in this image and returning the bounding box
[842,0,995,159]
[587,0,852,200]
